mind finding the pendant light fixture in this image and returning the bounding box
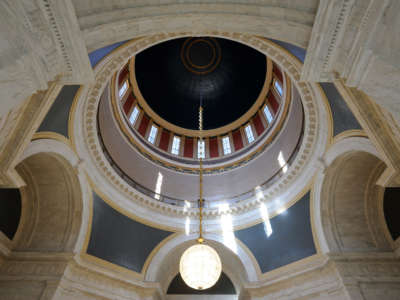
[179,105,222,290]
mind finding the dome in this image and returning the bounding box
[135,37,267,129]
[96,36,305,205]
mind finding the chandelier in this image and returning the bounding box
[179,106,222,290]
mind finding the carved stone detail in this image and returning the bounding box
[0,0,93,120]
[302,0,400,132]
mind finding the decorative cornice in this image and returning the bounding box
[301,0,355,82]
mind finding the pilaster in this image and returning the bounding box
[0,82,62,187]
[0,0,93,120]
[333,80,400,187]
[302,0,400,128]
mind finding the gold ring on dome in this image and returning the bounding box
[181,37,222,75]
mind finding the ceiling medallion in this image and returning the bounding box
[181,37,221,75]
[179,106,222,290]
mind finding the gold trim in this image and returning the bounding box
[315,83,334,148]
[332,129,367,144]
[129,56,273,137]
[141,232,181,274]
[80,178,180,277]
[181,38,221,74]
[32,132,73,149]
[81,179,94,254]
[111,73,291,174]
[234,237,263,277]
[258,36,335,149]
[309,176,322,254]
[258,253,324,280]
[80,252,144,280]
[75,33,329,221]
[69,85,84,153]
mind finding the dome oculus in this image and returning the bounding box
[181,37,221,75]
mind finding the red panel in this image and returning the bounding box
[209,138,219,158]
[232,130,244,151]
[269,92,280,114]
[253,113,265,136]
[159,130,170,151]
[273,65,283,82]
[184,138,194,158]
[119,65,129,85]
[138,115,150,137]
[123,93,135,114]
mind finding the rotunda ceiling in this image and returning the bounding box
[135,37,267,129]
[73,33,330,227]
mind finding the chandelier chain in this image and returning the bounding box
[198,106,204,243]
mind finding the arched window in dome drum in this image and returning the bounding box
[148,125,158,144]
[198,140,205,159]
[245,124,255,143]
[273,79,283,96]
[129,106,140,125]
[119,80,128,98]
[222,136,232,155]
[171,136,181,155]
[263,104,273,124]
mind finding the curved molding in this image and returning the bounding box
[312,136,382,253]
[80,5,315,52]
[18,137,91,254]
[144,233,258,288]
[71,32,331,229]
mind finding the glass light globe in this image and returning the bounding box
[179,244,222,290]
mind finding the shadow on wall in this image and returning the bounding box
[384,188,400,241]
[320,151,392,253]
[0,189,21,240]
[167,272,236,295]
[14,153,83,252]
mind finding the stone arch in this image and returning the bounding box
[13,140,87,253]
[145,233,257,295]
[76,2,316,52]
[314,137,393,253]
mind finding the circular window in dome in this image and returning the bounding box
[134,37,267,130]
